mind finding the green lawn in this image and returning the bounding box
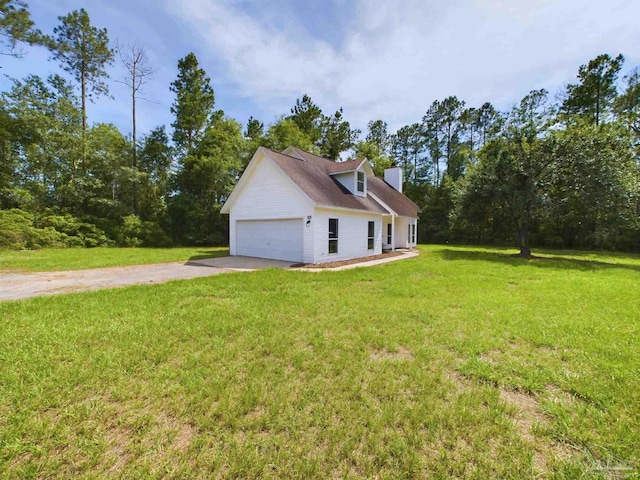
[1,245,638,478]
[0,246,229,272]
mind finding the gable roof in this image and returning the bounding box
[326,157,365,174]
[264,147,420,217]
[264,148,388,214]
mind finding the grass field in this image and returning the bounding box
[1,245,638,478]
[0,246,229,272]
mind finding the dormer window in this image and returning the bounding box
[357,171,365,193]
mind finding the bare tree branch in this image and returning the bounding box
[116,41,156,213]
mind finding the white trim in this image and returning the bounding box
[328,217,339,255]
[328,158,374,176]
[355,170,366,197]
[315,205,386,215]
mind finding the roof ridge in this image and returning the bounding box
[290,147,335,164]
[262,146,305,162]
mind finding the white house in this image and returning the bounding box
[220,146,420,264]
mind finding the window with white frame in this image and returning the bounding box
[412,223,416,244]
[356,171,365,193]
[387,224,392,245]
[328,218,338,254]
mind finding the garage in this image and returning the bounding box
[236,219,304,262]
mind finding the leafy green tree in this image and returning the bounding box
[454,90,554,257]
[136,126,172,221]
[419,178,455,243]
[83,122,130,223]
[0,0,44,57]
[49,8,113,167]
[318,108,360,160]
[168,116,245,244]
[170,52,215,156]
[288,94,323,144]
[263,117,315,152]
[354,140,393,177]
[1,74,82,210]
[562,53,624,126]
[615,67,640,140]
[0,99,21,207]
[540,123,640,250]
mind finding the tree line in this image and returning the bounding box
[0,1,638,256]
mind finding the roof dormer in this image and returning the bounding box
[328,158,374,196]
[355,169,366,197]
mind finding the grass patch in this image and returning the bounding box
[0,247,229,272]
[0,245,638,478]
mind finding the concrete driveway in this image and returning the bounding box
[0,256,294,302]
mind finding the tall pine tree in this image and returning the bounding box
[49,8,113,168]
[170,52,215,157]
[562,53,624,126]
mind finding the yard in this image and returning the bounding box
[0,246,228,272]
[1,245,638,478]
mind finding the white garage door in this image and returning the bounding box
[236,219,303,262]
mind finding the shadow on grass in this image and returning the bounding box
[187,249,230,262]
[438,248,640,273]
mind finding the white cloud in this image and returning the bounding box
[164,0,640,132]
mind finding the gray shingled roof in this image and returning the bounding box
[367,177,422,217]
[264,147,420,217]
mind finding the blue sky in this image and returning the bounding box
[2,0,639,140]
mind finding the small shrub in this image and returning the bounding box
[38,214,113,248]
[0,209,34,249]
[118,214,143,247]
[26,226,69,249]
[117,215,172,247]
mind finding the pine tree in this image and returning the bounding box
[562,53,624,126]
[170,52,215,156]
[49,8,113,168]
[289,94,323,144]
[0,0,45,57]
[318,108,360,160]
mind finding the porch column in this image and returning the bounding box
[391,215,395,251]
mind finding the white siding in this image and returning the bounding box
[312,207,382,263]
[228,153,314,262]
[333,172,355,193]
[394,216,418,249]
[333,170,367,197]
